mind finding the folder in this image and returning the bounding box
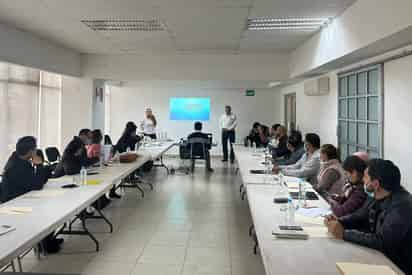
[336,262,397,275]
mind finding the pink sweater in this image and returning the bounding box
[87,144,101,159]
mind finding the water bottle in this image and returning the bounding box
[253,142,257,153]
[285,198,295,226]
[99,147,104,169]
[80,166,87,185]
[279,172,285,187]
[298,178,306,208]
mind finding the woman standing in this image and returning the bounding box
[140,108,157,140]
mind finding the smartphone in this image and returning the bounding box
[62,184,79,189]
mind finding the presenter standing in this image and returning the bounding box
[219,105,237,163]
[140,108,157,139]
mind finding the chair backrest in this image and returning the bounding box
[45,147,61,163]
[188,137,210,159]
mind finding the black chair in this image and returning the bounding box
[187,137,211,173]
[45,147,61,164]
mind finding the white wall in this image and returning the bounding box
[60,76,93,149]
[384,54,412,188]
[82,53,289,82]
[0,23,81,77]
[278,74,338,146]
[280,46,412,190]
[290,0,412,77]
[107,84,281,155]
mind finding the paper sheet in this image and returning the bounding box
[0,206,32,215]
[24,189,66,198]
[305,226,330,238]
[296,207,331,218]
[336,262,398,275]
[295,214,325,226]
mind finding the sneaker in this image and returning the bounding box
[221,159,228,162]
[207,168,214,173]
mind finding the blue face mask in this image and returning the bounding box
[364,184,375,198]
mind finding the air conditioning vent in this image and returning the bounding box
[81,19,165,32]
[304,76,330,96]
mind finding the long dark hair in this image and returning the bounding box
[122,122,137,138]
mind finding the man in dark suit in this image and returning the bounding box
[187,122,213,172]
[1,136,50,202]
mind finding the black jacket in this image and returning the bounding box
[115,135,140,153]
[0,152,50,203]
[339,187,412,274]
[54,138,98,177]
[187,132,211,157]
[272,135,289,159]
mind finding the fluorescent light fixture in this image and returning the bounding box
[269,81,282,88]
[247,17,330,31]
[82,19,165,31]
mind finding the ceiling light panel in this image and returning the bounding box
[81,19,165,32]
[247,17,330,31]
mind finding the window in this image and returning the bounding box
[0,62,62,169]
[338,65,383,161]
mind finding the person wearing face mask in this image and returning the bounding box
[273,133,321,186]
[325,159,412,275]
[115,121,141,153]
[326,155,367,217]
[314,144,345,197]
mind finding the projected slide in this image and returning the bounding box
[170,97,210,121]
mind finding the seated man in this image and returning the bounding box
[187,122,213,172]
[325,159,412,274]
[273,133,321,186]
[1,136,50,202]
[0,137,63,253]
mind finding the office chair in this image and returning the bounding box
[45,147,61,163]
[187,137,211,173]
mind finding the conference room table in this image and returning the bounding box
[233,145,403,275]
[0,141,176,271]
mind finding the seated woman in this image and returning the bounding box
[271,125,289,158]
[115,121,140,153]
[256,124,270,148]
[274,130,304,166]
[269,124,281,147]
[60,137,90,175]
[326,155,367,217]
[245,122,261,147]
[87,129,103,159]
[314,144,345,196]
[274,133,321,186]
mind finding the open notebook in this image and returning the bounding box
[336,262,398,275]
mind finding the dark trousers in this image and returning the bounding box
[222,130,235,161]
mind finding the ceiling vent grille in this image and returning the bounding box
[81,19,165,31]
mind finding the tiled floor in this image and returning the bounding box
[16,157,266,275]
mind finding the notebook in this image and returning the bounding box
[336,262,397,275]
[272,227,309,240]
